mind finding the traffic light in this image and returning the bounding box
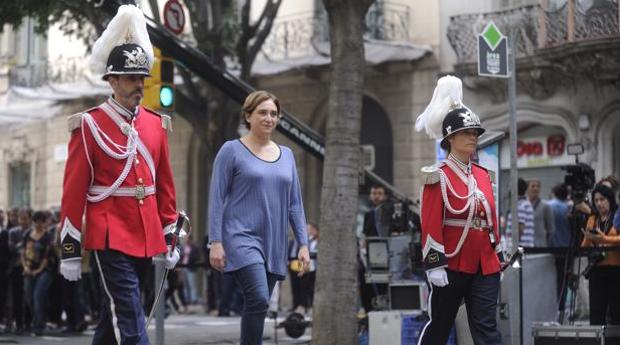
[143,47,175,111]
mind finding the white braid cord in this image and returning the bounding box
[445,157,495,228]
[438,169,477,258]
[82,113,138,203]
[80,115,95,185]
[99,102,157,183]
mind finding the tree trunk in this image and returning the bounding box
[312,1,374,344]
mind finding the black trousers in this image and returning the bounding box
[299,271,316,309]
[418,269,501,345]
[588,265,620,325]
[9,267,24,329]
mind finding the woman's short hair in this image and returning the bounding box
[240,90,280,130]
[32,210,48,223]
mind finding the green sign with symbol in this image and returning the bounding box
[478,22,509,78]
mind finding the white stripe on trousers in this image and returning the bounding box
[416,282,434,345]
[94,251,122,344]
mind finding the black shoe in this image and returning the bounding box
[60,326,76,334]
[75,321,88,333]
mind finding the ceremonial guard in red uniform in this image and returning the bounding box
[414,76,504,345]
[58,5,180,345]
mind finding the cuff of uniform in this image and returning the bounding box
[60,219,81,260]
[424,248,448,271]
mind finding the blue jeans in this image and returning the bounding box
[182,269,197,304]
[231,263,278,345]
[24,270,52,332]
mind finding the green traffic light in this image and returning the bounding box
[160,85,174,108]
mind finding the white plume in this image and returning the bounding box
[89,5,154,76]
[415,75,463,139]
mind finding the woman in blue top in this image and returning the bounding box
[209,90,310,345]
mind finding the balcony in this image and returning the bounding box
[261,1,410,60]
[447,0,620,64]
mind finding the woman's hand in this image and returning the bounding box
[209,242,226,272]
[297,245,310,277]
[582,229,607,244]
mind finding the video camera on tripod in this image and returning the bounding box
[563,163,595,203]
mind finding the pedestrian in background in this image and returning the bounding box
[0,209,9,332]
[7,208,32,334]
[527,179,555,247]
[505,178,535,250]
[21,211,53,336]
[209,90,310,345]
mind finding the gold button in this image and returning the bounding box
[138,178,143,184]
[135,158,140,165]
[139,199,144,205]
[480,211,485,217]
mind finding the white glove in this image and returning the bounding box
[427,268,449,287]
[60,258,82,281]
[164,245,180,270]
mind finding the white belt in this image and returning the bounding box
[89,185,155,200]
[444,218,489,229]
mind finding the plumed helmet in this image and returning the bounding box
[440,107,485,150]
[415,75,485,150]
[89,5,154,80]
[104,43,151,78]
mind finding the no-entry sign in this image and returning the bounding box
[164,0,185,35]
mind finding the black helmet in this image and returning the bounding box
[440,107,485,150]
[103,43,151,80]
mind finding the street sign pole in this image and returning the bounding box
[478,21,521,345]
[507,33,521,345]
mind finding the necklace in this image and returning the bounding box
[598,215,611,233]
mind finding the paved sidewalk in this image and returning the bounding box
[0,314,312,344]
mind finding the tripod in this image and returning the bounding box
[557,205,588,324]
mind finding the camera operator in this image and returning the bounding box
[580,184,620,325]
[359,185,392,313]
[363,185,394,238]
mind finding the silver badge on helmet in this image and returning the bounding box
[123,46,149,69]
[459,109,480,127]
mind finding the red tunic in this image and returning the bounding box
[420,162,501,275]
[60,101,176,258]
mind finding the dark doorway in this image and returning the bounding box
[361,97,393,184]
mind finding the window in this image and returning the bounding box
[9,162,30,208]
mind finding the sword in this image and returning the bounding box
[145,211,190,329]
[501,246,524,272]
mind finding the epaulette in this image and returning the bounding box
[160,114,172,132]
[67,113,82,132]
[472,162,495,184]
[143,106,173,132]
[67,106,98,132]
[420,162,445,185]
